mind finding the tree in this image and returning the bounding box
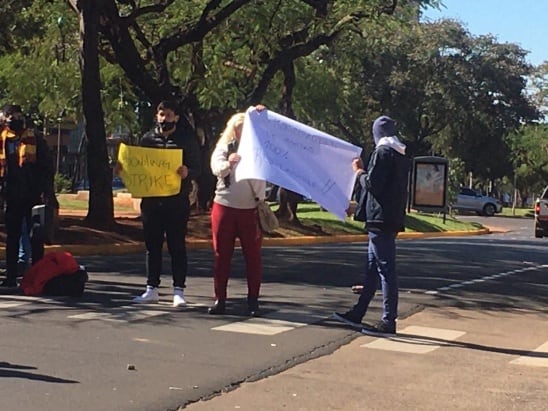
[90,0,430,225]
[2,0,445,227]
[528,62,548,121]
[0,1,43,55]
[314,18,538,177]
[506,124,548,202]
[68,0,114,227]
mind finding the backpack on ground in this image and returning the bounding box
[42,266,88,297]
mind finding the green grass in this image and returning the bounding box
[57,197,482,233]
[57,197,136,212]
[499,207,534,218]
[294,203,480,233]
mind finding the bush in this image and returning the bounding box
[54,173,72,193]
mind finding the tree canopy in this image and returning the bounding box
[0,0,545,225]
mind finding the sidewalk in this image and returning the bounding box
[183,306,548,410]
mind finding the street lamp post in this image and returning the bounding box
[56,109,66,175]
[56,119,61,175]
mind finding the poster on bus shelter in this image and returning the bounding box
[412,157,448,212]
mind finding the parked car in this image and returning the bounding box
[452,187,503,216]
[534,185,548,238]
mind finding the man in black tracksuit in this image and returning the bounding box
[131,100,201,307]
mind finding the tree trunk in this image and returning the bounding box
[78,0,114,228]
[275,61,302,224]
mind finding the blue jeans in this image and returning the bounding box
[352,231,398,325]
[18,219,31,265]
[5,202,44,280]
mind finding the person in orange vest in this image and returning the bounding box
[0,104,52,288]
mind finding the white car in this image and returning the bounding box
[452,187,503,216]
[534,185,548,238]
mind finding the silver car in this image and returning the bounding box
[452,187,503,216]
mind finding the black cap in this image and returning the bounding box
[2,104,23,116]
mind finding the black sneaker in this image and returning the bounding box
[361,321,396,337]
[208,300,226,315]
[332,311,363,329]
[247,297,261,317]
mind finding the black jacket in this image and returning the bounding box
[355,145,409,233]
[139,120,201,205]
[1,132,52,206]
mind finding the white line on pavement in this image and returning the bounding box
[510,341,548,368]
[426,263,546,295]
[360,326,466,354]
[212,317,308,335]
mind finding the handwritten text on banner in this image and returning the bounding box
[235,107,362,220]
[117,143,183,197]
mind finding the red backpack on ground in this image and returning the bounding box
[20,251,81,296]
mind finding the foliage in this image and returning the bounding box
[0,1,140,136]
[527,62,548,121]
[0,2,78,124]
[292,15,539,189]
[0,1,44,55]
[1,0,544,226]
[54,173,73,194]
[505,123,548,196]
[446,157,466,203]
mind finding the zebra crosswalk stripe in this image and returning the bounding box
[68,307,171,322]
[361,325,466,354]
[510,341,548,367]
[0,301,28,309]
[212,317,308,335]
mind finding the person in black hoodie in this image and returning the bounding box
[0,104,52,288]
[124,100,201,307]
[333,115,410,336]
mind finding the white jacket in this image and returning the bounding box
[210,143,266,209]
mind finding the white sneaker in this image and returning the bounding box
[133,286,159,303]
[173,288,187,308]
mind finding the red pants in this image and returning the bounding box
[211,202,263,300]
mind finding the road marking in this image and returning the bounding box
[212,317,308,335]
[0,301,28,309]
[68,307,171,323]
[0,295,62,309]
[510,341,548,368]
[360,326,466,354]
[428,263,547,294]
[0,295,197,323]
[0,295,51,302]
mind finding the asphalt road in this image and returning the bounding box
[1,216,546,411]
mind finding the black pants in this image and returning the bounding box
[141,198,190,288]
[5,201,44,280]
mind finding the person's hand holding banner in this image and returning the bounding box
[117,143,183,197]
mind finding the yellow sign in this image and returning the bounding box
[117,143,183,197]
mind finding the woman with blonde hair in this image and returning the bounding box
[209,105,266,316]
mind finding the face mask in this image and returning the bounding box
[7,119,24,133]
[158,121,176,133]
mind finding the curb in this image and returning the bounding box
[0,229,493,259]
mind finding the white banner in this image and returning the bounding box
[235,107,362,220]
